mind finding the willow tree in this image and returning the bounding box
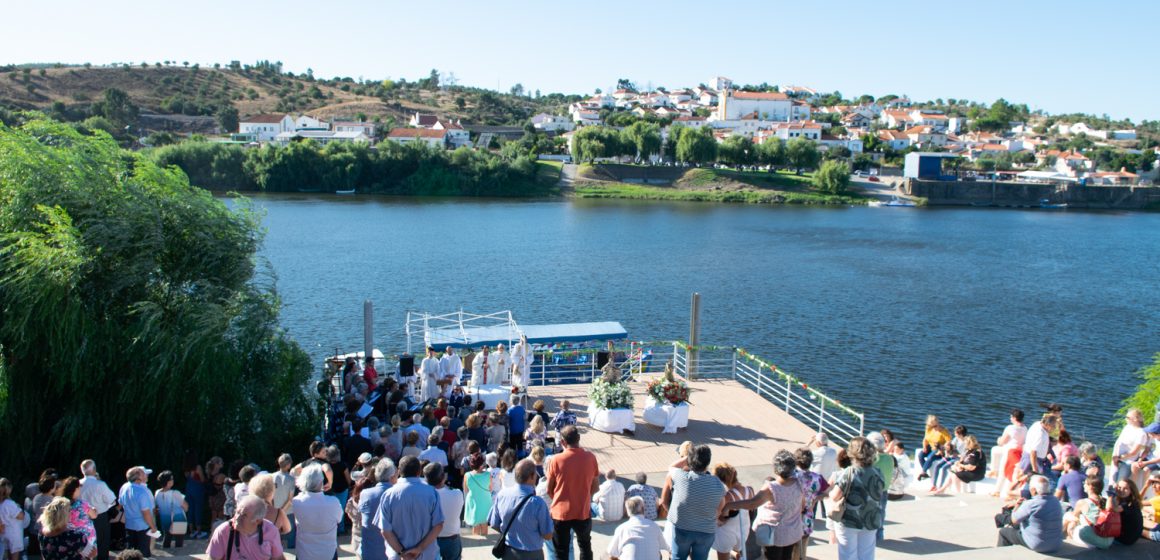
[0,116,316,479]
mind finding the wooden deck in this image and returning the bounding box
[526,377,817,475]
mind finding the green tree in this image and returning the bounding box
[813,160,851,194]
[216,105,239,133]
[718,135,755,166]
[1117,354,1160,430]
[757,138,786,168]
[622,121,661,162]
[92,87,138,127]
[786,138,820,173]
[675,127,717,164]
[0,118,315,479]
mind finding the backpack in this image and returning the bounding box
[1092,506,1121,538]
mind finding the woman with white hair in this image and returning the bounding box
[38,497,94,560]
[290,466,342,560]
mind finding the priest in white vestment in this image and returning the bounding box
[419,346,442,402]
[439,346,462,396]
[510,335,533,387]
[493,343,512,385]
[471,346,496,386]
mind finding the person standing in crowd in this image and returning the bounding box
[31,471,61,556]
[591,470,625,522]
[206,495,284,560]
[118,467,158,558]
[181,452,207,540]
[997,475,1062,553]
[464,452,493,537]
[509,396,528,452]
[247,475,290,537]
[153,472,188,549]
[624,473,658,521]
[828,437,885,560]
[291,465,342,560]
[54,477,96,555]
[550,401,577,442]
[363,356,379,393]
[440,347,463,397]
[866,433,895,541]
[493,344,511,385]
[1112,409,1149,483]
[488,459,553,560]
[607,496,667,560]
[793,448,829,559]
[374,457,444,560]
[1022,414,1058,481]
[419,434,449,467]
[345,464,375,560]
[79,461,115,560]
[37,497,93,560]
[727,451,802,560]
[663,445,726,560]
[0,478,27,560]
[358,459,396,560]
[272,454,296,550]
[545,425,600,560]
[711,463,753,560]
[810,432,838,482]
[428,463,463,560]
[324,446,351,535]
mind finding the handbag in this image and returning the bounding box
[166,492,189,535]
[824,469,852,523]
[492,494,534,558]
[1093,506,1122,538]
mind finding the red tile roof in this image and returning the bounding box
[732,91,789,101]
[242,113,288,124]
[388,128,446,139]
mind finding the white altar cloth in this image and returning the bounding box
[642,401,689,433]
[587,404,635,433]
[470,384,513,410]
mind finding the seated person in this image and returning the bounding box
[997,475,1062,553]
[918,415,952,481]
[1062,476,1113,550]
[887,441,911,500]
[591,469,625,522]
[935,435,984,495]
[1054,456,1085,509]
[625,473,659,520]
[928,425,968,492]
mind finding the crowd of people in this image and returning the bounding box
[6,353,1160,560]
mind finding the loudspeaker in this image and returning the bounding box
[596,351,611,369]
[398,354,415,377]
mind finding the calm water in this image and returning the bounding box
[243,194,1160,447]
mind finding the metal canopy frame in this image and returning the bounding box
[405,309,517,354]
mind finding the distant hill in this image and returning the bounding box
[0,63,578,134]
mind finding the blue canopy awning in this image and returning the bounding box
[425,321,627,349]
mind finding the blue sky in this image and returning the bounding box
[4,0,1157,122]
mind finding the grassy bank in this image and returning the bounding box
[574,182,867,205]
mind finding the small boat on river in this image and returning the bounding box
[1039,198,1068,209]
[868,196,917,208]
[335,189,356,195]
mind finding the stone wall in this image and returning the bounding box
[905,179,1160,209]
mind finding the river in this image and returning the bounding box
[242,194,1160,447]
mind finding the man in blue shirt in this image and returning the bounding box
[489,459,554,559]
[117,466,159,557]
[997,475,1062,553]
[509,396,528,451]
[359,459,397,560]
[375,457,443,560]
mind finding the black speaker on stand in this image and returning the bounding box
[596,351,611,369]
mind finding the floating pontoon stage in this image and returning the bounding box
[405,310,627,353]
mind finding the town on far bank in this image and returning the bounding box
[2,62,1156,205]
[233,74,1156,190]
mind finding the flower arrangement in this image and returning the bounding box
[647,362,691,405]
[588,377,635,410]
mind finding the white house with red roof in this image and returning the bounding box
[432,119,470,148]
[905,125,947,147]
[332,121,377,137]
[295,115,328,130]
[409,113,439,128]
[387,128,448,149]
[880,109,913,129]
[238,113,295,142]
[877,129,911,151]
[717,90,796,121]
[531,113,574,132]
[767,121,823,141]
[909,110,948,130]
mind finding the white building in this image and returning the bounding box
[332,121,377,137]
[409,113,439,128]
[767,121,822,141]
[710,76,733,92]
[531,113,575,132]
[273,130,369,146]
[238,114,295,142]
[717,91,796,122]
[295,115,329,130]
[433,120,471,148]
[387,128,448,149]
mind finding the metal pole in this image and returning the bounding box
[731,349,737,380]
[363,300,374,362]
[784,377,791,412]
[591,349,596,382]
[859,414,865,437]
[818,399,826,434]
[688,292,700,380]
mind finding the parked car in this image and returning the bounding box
[868,176,881,182]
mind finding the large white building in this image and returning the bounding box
[716,91,808,122]
[239,114,295,142]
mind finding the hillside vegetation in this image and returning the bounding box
[0,62,579,134]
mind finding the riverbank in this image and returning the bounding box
[570,164,873,205]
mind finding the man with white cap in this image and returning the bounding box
[420,346,442,403]
[118,466,160,557]
[80,460,116,560]
[493,344,511,385]
[809,433,838,481]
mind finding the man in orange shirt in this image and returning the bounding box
[545,425,600,560]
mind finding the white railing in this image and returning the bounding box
[671,342,865,446]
